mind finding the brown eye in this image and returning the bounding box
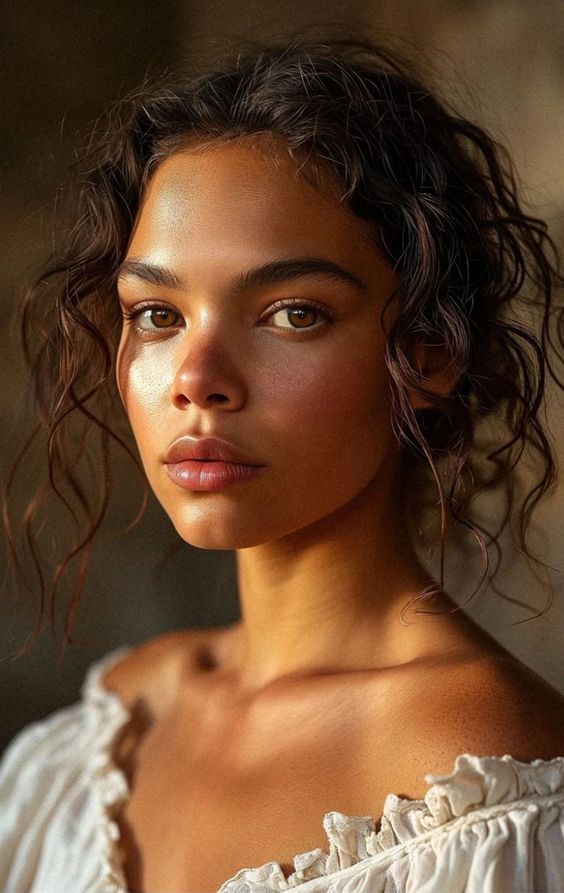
[135,308,181,331]
[269,305,324,330]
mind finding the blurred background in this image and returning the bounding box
[1,0,564,754]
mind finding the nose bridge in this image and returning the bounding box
[171,311,246,410]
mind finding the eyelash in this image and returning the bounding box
[121,298,331,335]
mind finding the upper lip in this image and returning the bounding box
[164,436,264,466]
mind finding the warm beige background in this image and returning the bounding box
[1,0,563,753]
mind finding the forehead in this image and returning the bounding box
[127,137,381,272]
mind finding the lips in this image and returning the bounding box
[163,436,265,492]
[164,436,263,467]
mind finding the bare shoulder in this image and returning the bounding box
[393,651,564,793]
[100,625,227,715]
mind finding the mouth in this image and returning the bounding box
[165,458,263,492]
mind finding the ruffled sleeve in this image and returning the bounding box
[0,646,132,893]
[217,753,564,893]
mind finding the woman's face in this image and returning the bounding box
[116,138,401,549]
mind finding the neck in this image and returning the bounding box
[227,462,450,694]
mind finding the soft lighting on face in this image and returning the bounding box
[116,141,400,551]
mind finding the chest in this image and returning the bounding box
[111,675,418,893]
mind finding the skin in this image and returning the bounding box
[111,136,564,892]
[116,135,469,695]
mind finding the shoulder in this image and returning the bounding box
[0,700,86,781]
[100,624,229,716]
[0,698,97,867]
[394,652,564,792]
[443,652,564,754]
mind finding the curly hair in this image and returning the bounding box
[4,28,564,656]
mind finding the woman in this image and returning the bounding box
[1,32,564,893]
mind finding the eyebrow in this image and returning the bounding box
[117,256,368,294]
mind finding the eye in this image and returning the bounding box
[266,299,328,331]
[140,308,179,330]
[122,303,182,333]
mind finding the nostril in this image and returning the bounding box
[172,390,232,409]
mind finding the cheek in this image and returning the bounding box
[116,340,171,445]
[263,343,394,470]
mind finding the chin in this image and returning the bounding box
[167,502,326,551]
[179,531,251,551]
[167,512,276,551]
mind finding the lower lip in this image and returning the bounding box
[165,460,263,492]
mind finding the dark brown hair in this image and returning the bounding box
[4,29,564,655]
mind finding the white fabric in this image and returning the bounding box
[1,645,563,893]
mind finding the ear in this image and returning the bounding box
[407,342,462,410]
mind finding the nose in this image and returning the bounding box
[170,328,247,412]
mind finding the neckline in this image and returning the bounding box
[82,645,564,893]
[82,646,133,893]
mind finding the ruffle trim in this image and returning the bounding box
[82,647,564,893]
[216,752,564,891]
[82,646,134,893]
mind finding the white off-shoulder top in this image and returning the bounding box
[1,645,564,893]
